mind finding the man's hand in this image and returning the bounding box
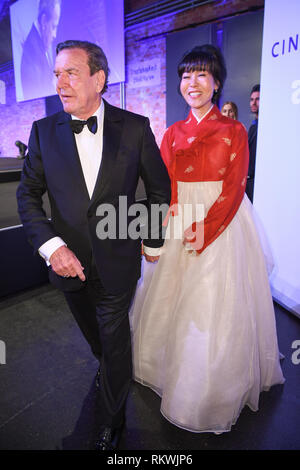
[144,253,160,263]
[49,245,86,281]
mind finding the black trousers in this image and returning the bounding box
[64,275,136,428]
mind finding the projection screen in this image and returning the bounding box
[10,0,125,102]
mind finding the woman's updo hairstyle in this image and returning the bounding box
[177,44,227,105]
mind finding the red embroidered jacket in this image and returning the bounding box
[160,105,249,254]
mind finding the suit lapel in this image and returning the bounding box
[56,111,90,201]
[55,102,124,206]
[89,100,124,206]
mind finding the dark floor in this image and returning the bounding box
[0,283,299,451]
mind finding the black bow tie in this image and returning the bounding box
[70,116,98,134]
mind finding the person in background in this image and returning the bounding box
[221,100,238,120]
[130,45,284,434]
[17,39,170,450]
[246,84,260,201]
[21,0,61,100]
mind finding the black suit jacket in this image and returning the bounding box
[17,100,171,294]
[21,24,55,100]
[246,120,258,202]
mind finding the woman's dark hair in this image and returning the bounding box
[177,44,227,105]
[56,40,110,93]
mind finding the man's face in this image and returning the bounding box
[40,3,61,51]
[250,91,260,116]
[54,48,105,119]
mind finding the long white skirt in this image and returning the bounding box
[129,181,285,433]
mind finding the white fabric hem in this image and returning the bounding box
[134,375,284,434]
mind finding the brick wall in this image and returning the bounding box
[125,14,176,145]
[0,0,264,157]
[0,68,45,158]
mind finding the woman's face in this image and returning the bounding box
[180,69,217,118]
[221,104,236,119]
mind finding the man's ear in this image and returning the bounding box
[96,70,106,93]
[40,13,47,35]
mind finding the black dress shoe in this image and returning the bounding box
[95,366,101,389]
[94,425,123,451]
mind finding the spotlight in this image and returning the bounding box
[15,140,28,159]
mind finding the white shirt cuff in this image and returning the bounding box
[39,237,66,266]
[143,245,162,257]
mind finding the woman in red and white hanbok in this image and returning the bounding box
[129,45,284,434]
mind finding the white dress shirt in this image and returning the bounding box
[39,100,159,263]
[39,101,104,263]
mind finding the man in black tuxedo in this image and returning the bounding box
[17,40,170,450]
[246,84,260,202]
[21,0,61,100]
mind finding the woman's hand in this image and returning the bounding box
[183,221,204,254]
[144,253,160,263]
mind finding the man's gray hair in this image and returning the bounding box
[38,0,61,21]
[56,40,110,94]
